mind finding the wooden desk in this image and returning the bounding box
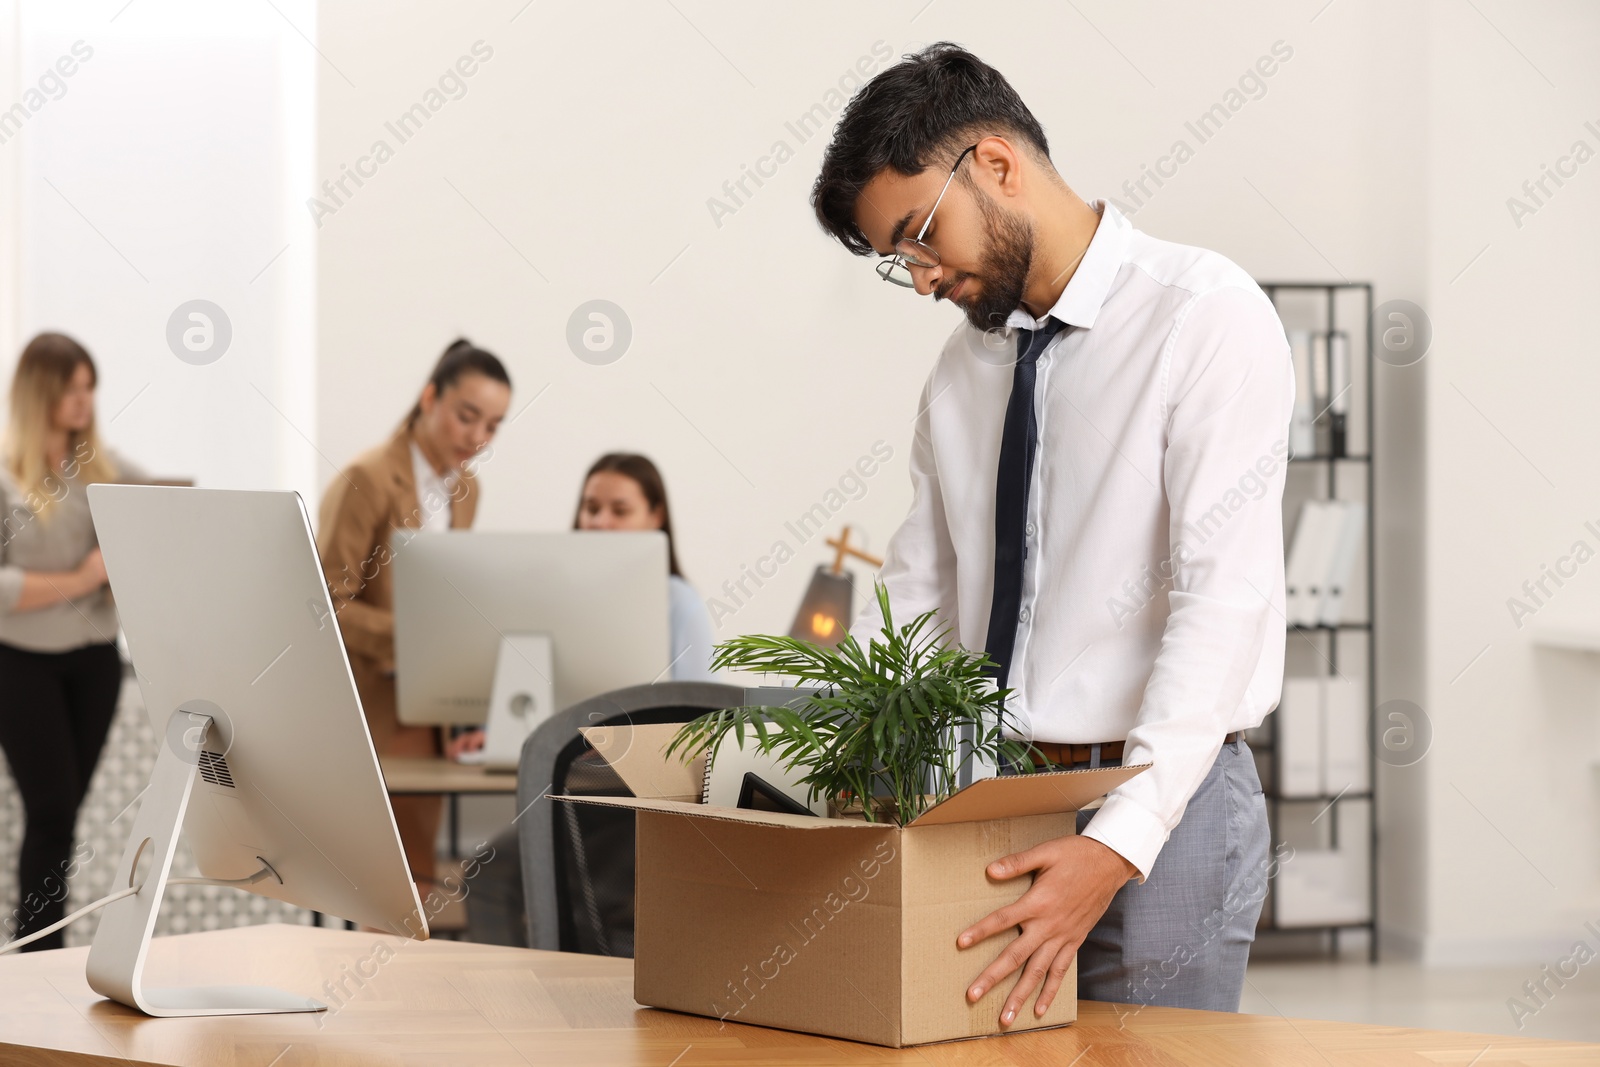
[1,925,1594,1066]
[379,756,519,796]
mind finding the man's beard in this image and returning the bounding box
[945,192,1034,332]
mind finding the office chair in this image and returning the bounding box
[516,681,742,955]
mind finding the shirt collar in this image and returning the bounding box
[410,439,459,491]
[1005,199,1130,332]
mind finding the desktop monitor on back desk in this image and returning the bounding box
[392,531,671,728]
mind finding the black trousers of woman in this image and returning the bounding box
[0,641,123,951]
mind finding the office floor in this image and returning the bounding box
[1243,943,1600,1044]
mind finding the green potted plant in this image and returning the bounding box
[667,582,1040,825]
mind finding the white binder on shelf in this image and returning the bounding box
[1328,332,1351,456]
[1328,332,1351,414]
[1285,501,1339,627]
[1288,329,1316,457]
[1318,502,1366,627]
[1321,677,1369,795]
[1310,332,1331,418]
[1274,798,1372,927]
[1279,676,1323,798]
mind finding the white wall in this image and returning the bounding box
[3,0,317,499]
[1418,0,1600,963]
[0,1,19,361]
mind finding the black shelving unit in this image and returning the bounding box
[1252,282,1378,962]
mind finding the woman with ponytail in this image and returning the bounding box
[316,338,511,894]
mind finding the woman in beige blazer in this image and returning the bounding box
[317,338,511,889]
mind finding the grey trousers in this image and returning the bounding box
[1074,738,1272,1012]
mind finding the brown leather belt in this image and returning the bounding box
[1031,731,1242,768]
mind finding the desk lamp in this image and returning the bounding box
[787,526,883,647]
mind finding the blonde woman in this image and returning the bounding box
[0,332,149,951]
[317,338,511,894]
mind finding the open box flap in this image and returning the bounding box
[576,724,1149,828]
[550,792,893,832]
[580,723,704,801]
[906,763,1151,827]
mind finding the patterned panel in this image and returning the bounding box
[0,671,313,947]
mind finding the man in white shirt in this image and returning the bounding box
[812,43,1292,1024]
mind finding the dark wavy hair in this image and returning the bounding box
[572,453,682,578]
[406,338,511,426]
[811,42,1053,256]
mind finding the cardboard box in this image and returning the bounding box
[557,723,1147,1048]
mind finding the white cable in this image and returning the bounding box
[171,869,280,888]
[0,886,141,955]
[0,868,280,955]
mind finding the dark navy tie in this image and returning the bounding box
[984,317,1069,689]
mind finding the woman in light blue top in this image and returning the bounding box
[571,452,715,681]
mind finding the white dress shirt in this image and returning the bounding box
[410,440,459,533]
[854,200,1294,878]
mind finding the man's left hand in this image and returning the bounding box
[957,833,1139,1025]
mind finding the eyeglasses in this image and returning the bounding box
[875,144,978,288]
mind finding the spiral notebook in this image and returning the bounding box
[701,732,827,816]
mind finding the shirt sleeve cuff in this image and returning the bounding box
[1080,793,1170,882]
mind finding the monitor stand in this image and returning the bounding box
[85,708,326,1017]
[474,632,553,771]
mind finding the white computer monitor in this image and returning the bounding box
[84,485,427,1018]
[392,531,670,727]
